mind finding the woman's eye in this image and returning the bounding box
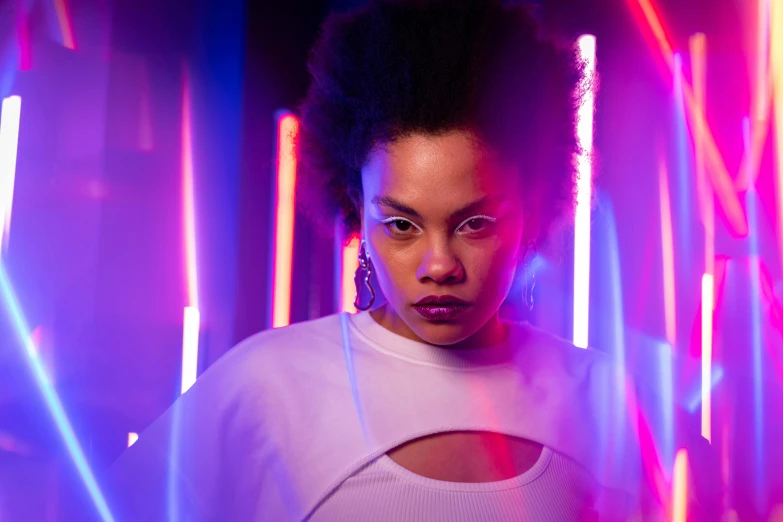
[457,216,496,234]
[464,218,487,231]
[383,218,419,235]
[390,219,412,232]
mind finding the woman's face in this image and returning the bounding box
[361,130,526,347]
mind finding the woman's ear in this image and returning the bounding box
[349,183,364,238]
[522,202,542,246]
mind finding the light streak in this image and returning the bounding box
[672,449,688,522]
[0,95,22,254]
[341,235,360,313]
[0,264,115,521]
[53,0,77,50]
[272,114,299,328]
[701,273,713,442]
[573,34,597,349]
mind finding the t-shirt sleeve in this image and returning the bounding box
[106,348,261,522]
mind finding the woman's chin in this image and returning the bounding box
[372,304,486,347]
[408,318,478,347]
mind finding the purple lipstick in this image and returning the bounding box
[412,295,471,321]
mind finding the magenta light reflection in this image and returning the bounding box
[0,95,21,254]
[0,264,115,521]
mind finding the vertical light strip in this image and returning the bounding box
[672,54,694,263]
[180,71,199,394]
[738,0,772,191]
[745,117,767,511]
[701,273,713,442]
[605,201,629,473]
[180,306,200,395]
[573,34,597,349]
[689,34,714,277]
[0,264,115,522]
[181,76,199,310]
[755,0,771,123]
[672,449,689,522]
[658,156,676,346]
[657,156,676,471]
[341,235,360,313]
[127,432,139,448]
[272,114,299,328]
[0,95,22,254]
[772,0,783,277]
[52,0,77,50]
[691,33,713,444]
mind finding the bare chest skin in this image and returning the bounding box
[386,431,544,482]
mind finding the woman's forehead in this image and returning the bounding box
[361,131,521,206]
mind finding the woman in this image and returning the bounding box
[110,0,718,520]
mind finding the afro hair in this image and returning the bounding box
[297,0,586,242]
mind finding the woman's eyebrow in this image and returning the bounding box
[371,195,422,219]
[372,195,493,220]
[451,196,490,219]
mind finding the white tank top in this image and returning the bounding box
[310,446,604,521]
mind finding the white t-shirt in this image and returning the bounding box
[108,312,704,521]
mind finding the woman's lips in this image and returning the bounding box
[412,304,470,321]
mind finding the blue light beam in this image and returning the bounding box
[744,117,766,512]
[0,263,115,522]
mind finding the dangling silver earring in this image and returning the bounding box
[523,240,537,311]
[354,240,376,311]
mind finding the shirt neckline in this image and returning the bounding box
[374,446,553,492]
[347,311,527,369]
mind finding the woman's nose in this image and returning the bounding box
[416,237,465,284]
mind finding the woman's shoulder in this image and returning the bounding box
[199,313,349,396]
[162,311,347,404]
[511,321,623,382]
[236,312,345,349]
[108,314,352,520]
